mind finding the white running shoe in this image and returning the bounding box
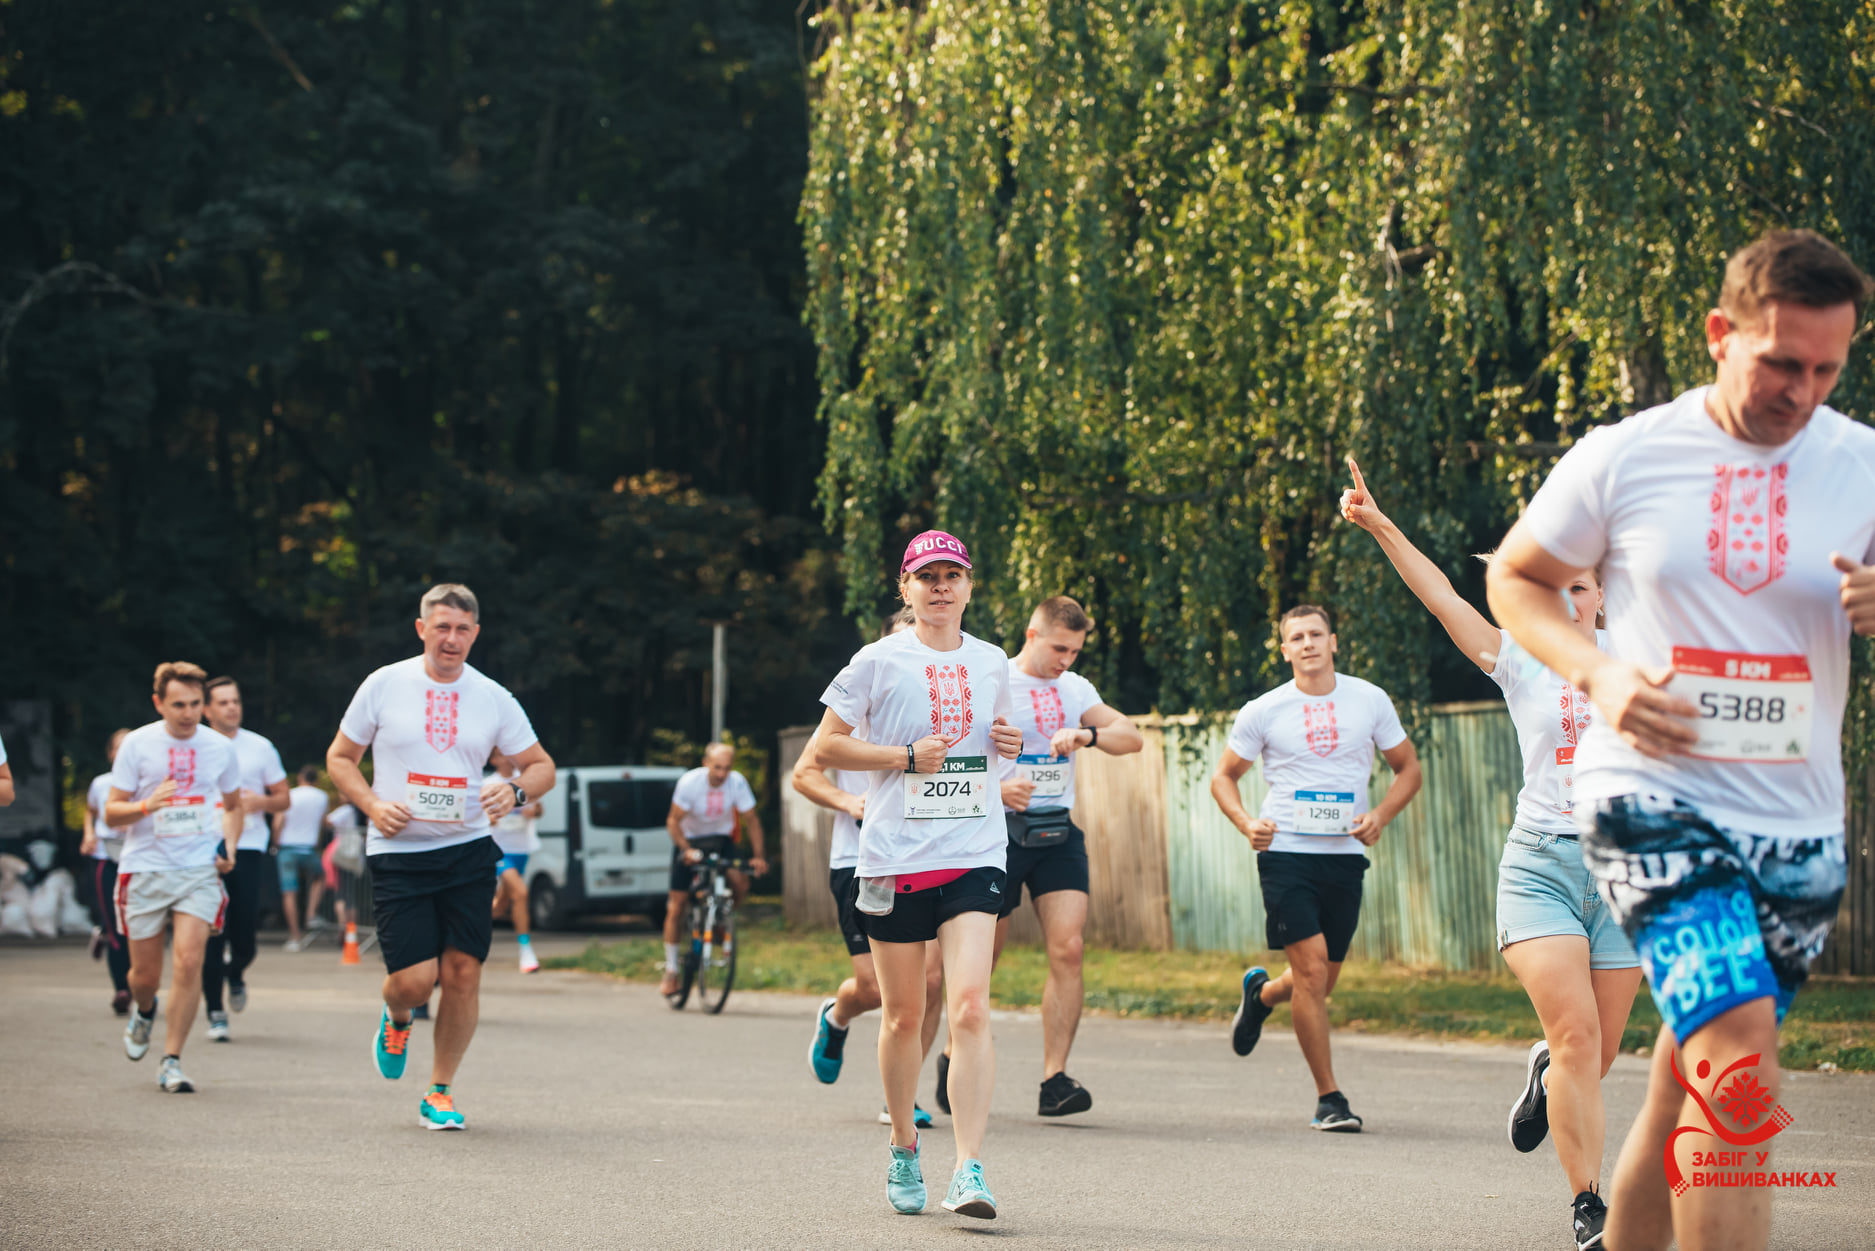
[207,1011,231,1042]
[229,982,248,1013]
[158,1056,195,1093]
[125,1000,156,1061]
[283,937,305,953]
[518,943,539,973]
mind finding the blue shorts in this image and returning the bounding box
[496,853,529,880]
[1582,795,1846,1043]
[276,847,322,894]
[1495,828,1638,969]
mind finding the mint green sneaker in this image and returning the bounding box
[942,1158,996,1219]
[886,1133,924,1214]
[419,1087,466,1130]
[373,1005,411,1080]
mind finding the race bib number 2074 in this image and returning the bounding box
[1669,648,1812,764]
[903,756,990,820]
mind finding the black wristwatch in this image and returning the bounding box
[508,781,527,806]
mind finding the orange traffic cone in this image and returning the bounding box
[340,922,360,965]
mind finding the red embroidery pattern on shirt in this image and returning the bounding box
[1303,701,1339,758]
[1029,687,1065,739]
[705,786,726,819]
[1707,463,1788,596]
[926,664,974,746]
[167,748,197,790]
[1556,682,1591,812]
[424,690,460,753]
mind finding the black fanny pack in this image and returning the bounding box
[1008,807,1073,848]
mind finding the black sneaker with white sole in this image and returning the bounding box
[935,1052,951,1116]
[1572,1190,1607,1249]
[1038,1072,1092,1117]
[1310,1091,1362,1133]
[1230,967,1273,1057]
[1509,1039,1551,1153]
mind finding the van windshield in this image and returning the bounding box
[587,779,677,829]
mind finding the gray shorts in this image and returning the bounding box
[115,865,227,942]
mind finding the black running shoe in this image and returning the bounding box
[935,1052,951,1116]
[1572,1190,1607,1250]
[1509,1039,1551,1153]
[1311,1091,1362,1133]
[1038,1072,1093,1117]
[1230,967,1273,1057]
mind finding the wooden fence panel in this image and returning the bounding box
[778,726,840,931]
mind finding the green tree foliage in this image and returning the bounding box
[802,1,1875,718]
[1,2,848,779]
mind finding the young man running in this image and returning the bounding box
[200,676,289,1041]
[486,747,543,973]
[1488,229,1872,1251]
[659,743,768,997]
[990,595,1141,1116]
[327,583,555,1130]
[104,662,245,1093]
[274,766,330,951]
[83,729,134,1015]
[797,608,944,1128]
[1210,606,1422,1132]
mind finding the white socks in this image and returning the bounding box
[664,942,681,973]
[827,1002,851,1031]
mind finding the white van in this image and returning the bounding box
[526,765,685,929]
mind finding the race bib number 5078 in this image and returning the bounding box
[1669,648,1812,764]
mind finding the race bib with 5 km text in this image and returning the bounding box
[1669,648,1813,764]
[1291,789,1357,836]
[406,773,470,822]
[153,797,219,837]
[1015,754,1070,805]
[903,756,990,820]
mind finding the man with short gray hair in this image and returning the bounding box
[328,583,556,1130]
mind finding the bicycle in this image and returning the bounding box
[667,851,740,1013]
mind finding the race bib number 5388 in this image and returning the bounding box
[1669,648,1813,764]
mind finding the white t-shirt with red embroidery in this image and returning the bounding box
[1489,628,1606,837]
[222,727,289,851]
[670,767,757,840]
[110,721,243,873]
[821,629,1016,877]
[337,656,540,855]
[1521,388,1875,837]
[997,663,1104,812]
[1224,674,1408,856]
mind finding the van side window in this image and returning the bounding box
[587,779,679,828]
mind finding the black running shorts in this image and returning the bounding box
[1256,851,1367,961]
[829,866,870,956]
[369,836,502,974]
[999,820,1090,918]
[857,866,1006,945]
[669,836,734,894]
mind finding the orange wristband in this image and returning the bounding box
[139,799,150,815]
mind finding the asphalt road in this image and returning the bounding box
[3,934,1871,1250]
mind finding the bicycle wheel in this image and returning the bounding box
[698,899,737,1015]
[669,899,702,1010]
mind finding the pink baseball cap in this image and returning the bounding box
[901,529,972,574]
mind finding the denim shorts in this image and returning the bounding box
[276,846,323,895]
[1581,795,1846,1042]
[1496,828,1639,969]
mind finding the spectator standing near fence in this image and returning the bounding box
[83,729,134,1014]
[275,766,330,951]
[327,583,555,1130]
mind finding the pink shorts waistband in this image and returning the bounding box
[896,868,970,893]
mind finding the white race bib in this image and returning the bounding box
[406,773,470,822]
[1291,789,1357,835]
[903,756,990,820]
[153,797,218,837]
[1015,754,1070,805]
[1669,648,1814,764]
[1555,745,1577,815]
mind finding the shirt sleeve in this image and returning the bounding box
[494,688,539,758]
[670,772,697,814]
[1224,701,1263,762]
[820,650,875,729]
[109,741,139,794]
[337,672,381,747]
[992,655,1016,725]
[1519,425,1619,570]
[1068,672,1104,721]
[731,773,758,814]
[1486,629,1515,693]
[215,744,243,796]
[1371,687,1409,752]
[262,742,288,788]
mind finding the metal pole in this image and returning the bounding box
[711,623,726,743]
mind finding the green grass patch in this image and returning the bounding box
[545,917,1875,1071]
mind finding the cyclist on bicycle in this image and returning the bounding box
[660,743,768,997]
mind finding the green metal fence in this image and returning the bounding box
[1164,703,1528,971]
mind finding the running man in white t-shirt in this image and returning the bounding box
[327,583,556,1131]
[486,747,543,973]
[103,662,245,1093]
[274,766,330,951]
[1341,458,1641,1248]
[814,530,1022,1220]
[797,609,945,1128]
[1490,231,1874,1251]
[1210,605,1422,1133]
[658,744,767,996]
[82,728,134,1016]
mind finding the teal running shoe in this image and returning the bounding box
[886,1133,925,1214]
[878,1104,934,1129]
[419,1087,465,1130]
[373,1005,411,1080]
[809,997,846,1084]
[942,1158,997,1219]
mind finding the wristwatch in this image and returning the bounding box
[508,781,527,806]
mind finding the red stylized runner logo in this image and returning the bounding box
[1661,1051,1834,1194]
[424,690,459,753]
[1707,463,1787,596]
[1303,701,1338,758]
[926,664,974,746]
[1029,687,1065,739]
[167,747,196,790]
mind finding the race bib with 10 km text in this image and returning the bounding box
[1015,754,1069,805]
[153,797,219,837]
[1668,648,1813,764]
[904,756,990,820]
[406,773,470,822]
[1291,789,1357,836]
